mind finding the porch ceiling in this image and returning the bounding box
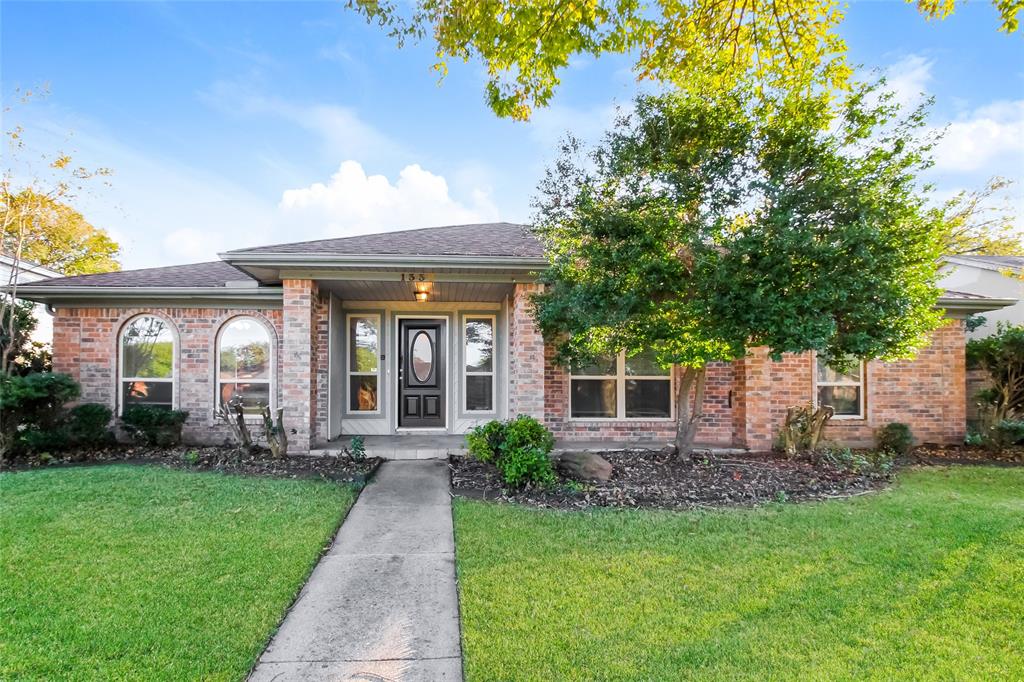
[318,279,515,302]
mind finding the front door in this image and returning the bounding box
[398,319,445,428]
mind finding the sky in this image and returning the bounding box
[3,1,1023,270]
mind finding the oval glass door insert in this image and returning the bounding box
[411,331,433,382]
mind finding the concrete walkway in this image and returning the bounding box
[249,461,462,682]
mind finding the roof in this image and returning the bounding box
[940,289,991,300]
[20,261,255,288]
[0,252,63,279]
[222,222,544,259]
[943,254,1024,273]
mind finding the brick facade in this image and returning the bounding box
[51,306,283,445]
[50,296,967,453]
[507,283,545,420]
[542,320,968,448]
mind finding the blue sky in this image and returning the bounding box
[3,1,1022,270]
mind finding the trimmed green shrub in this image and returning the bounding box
[67,403,114,447]
[465,420,507,463]
[465,415,556,488]
[993,420,1024,448]
[19,428,71,453]
[821,447,895,477]
[121,406,189,447]
[0,372,80,458]
[876,422,914,455]
[497,445,557,488]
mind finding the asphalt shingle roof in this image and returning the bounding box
[20,261,255,288]
[223,222,544,258]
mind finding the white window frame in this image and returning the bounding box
[462,314,497,414]
[347,313,382,415]
[215,316,274,420]
[569,351,674,421]
[118,314,175,415]
[813,356,866,420]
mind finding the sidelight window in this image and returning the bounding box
[463,316,495,412]
[348,315,381,413]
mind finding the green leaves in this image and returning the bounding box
[532,85,945,372]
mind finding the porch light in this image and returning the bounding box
[414,290,429,303]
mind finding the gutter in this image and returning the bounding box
[937,296,1017,314]
[219,252,549,270]
[9,285,284,305]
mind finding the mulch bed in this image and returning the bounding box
[450,449,891,511]
[1,445,381,483]
[910,443,1024,466]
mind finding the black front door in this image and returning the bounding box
[398,319,445,428]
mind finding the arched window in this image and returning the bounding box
[217,317,272,414]
[120,315,175,411]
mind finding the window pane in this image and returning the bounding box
[818,385,861,416]
[625,379,671,418]
[465,318,494,373]
[350,375,378,412]
[817,360,860,384]
[219,382,270,412]
[219,319,270,381]
[466,375,493,411]
[350,317,379,373]
[571,379,617,418]
[122,381,173,409]
[122,316,173,378]
[625,350,669,376]
[571,354,617,376]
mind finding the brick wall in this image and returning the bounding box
[507,283,545,419]
[51,306,282,445]
[282,279,320,453]
[545,320,967,448]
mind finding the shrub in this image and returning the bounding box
[993,420,1024,448]
[465,415,556,488]
[876,422,914,455]
[497,445,557,488]
[19,427,71,454]
[121,406,190,447]
[347,435,366,462]
[67,403,114,448]
[465,419,506,463]
[0,372,80,459]
[821,447,894,477]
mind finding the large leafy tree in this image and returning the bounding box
[1,188,121,275]
[935,177,1022,256]
[531,84,946,456]
[353,0,1020,120]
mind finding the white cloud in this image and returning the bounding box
[200,80,405,163]
[884,54,934,109]
[932,100,1024,174]
[278,160,500,237]
[162,228,229,262]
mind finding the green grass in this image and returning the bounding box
[0,465,356,681]
[455,467,1024,680]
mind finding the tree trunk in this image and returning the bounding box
[674,365,708,461]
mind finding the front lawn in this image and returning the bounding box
[0,465,356,680]
[455,467,1024,680]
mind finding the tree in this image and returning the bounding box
[935,177,1022,256]
[352,0,1020,120]
[1,87,118,374]
[1,189,121,275]
[530,84,946,457]
[966,323,1024,422]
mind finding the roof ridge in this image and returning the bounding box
[223,221,531,255]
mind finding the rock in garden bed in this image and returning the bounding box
[450,449,891,511]
[1,445,380,483]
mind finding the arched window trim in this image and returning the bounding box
[215,315,275,420]
[118,313,177,415]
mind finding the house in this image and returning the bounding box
[12,223,1016,454]
[939,255,1024,338]
[0,253,62,344]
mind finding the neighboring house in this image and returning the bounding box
[939,255,1024,338]
[0,253,62,344]
[12,223,1016,453]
